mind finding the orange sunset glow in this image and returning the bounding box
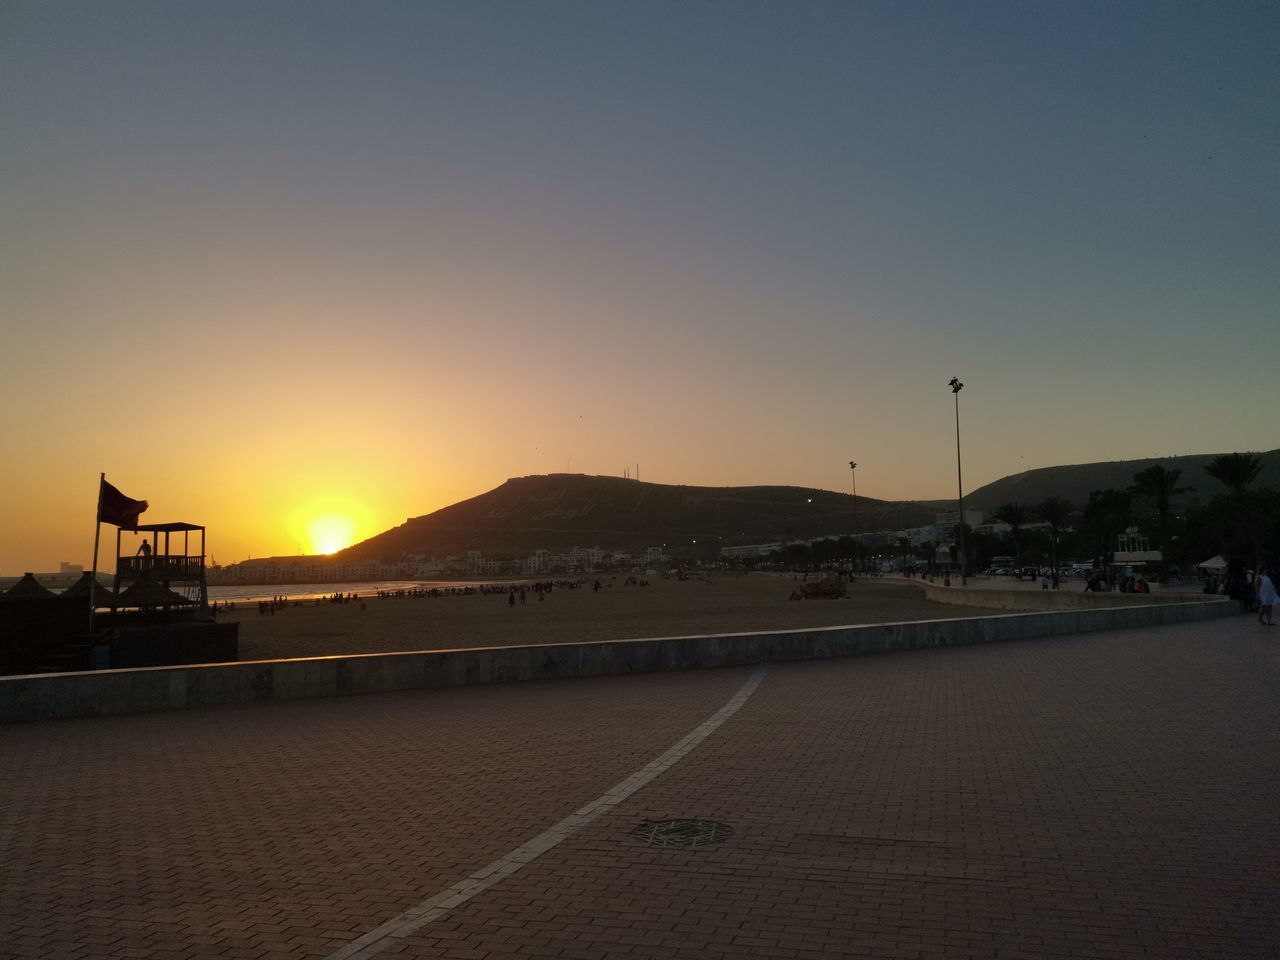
[306,516,356,555]
[287,498,379,558]
[0,2,1275,577]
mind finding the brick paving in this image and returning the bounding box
[3,616,1278,959]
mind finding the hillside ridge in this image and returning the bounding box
[962,449,1279,513]
[340,474,948,561]
[339,449,1277,561]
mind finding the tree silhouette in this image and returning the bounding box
[1035,497,1073,579]
[1205,452,1269,566]
[1082,489,1133,562]
[1205,453,1264,497]
[993,501,1031,570]
[1129,465,1193,548]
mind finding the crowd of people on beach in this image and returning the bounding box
[237,578,645,617]
[216,574,673,622]
[1083,571,1149,593]
[248,592,362,615]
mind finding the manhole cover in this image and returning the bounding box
[631,819,734,847]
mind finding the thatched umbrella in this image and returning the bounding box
[61,572,119,607]
[4,573,56,599]
[114,571,192,608]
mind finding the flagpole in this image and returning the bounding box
[89,473,103,636]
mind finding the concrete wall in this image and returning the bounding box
[917,580,1211,612]
[0,598,1234,723]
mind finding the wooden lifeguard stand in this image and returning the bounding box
[111,522,209,610]
[91,521,236,669]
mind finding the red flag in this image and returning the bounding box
[98,478,148,529]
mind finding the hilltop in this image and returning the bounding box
[336,450,1278,563]
[339,474,949,561]
[963,449,1279,513]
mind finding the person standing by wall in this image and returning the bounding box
[1257,567,1276,626]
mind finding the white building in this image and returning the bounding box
[935,509,984,530]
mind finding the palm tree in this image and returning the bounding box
[1205,452,1264,498]
[993,501,1031,570]
[1205,452,1267,566]
[1129,465,1193,548]
[1035,497,1073,580]
[1083,488,1133,563]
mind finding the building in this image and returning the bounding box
[935,509,984,530]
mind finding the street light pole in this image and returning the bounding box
[949,377,966,586]
[848,460,858,576]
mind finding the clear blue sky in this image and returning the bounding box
[1,1,1277,569]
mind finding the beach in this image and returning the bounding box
[225,575,998,661]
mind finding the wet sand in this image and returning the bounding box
[226,575,1000,661]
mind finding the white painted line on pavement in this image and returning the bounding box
[325,664,771,960]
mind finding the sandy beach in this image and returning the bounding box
[225,575,999,661]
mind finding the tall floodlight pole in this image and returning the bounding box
[848,461,858,576]
[949,377,966,586]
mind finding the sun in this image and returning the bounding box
[287,495,377,557]
[306,514,358,555]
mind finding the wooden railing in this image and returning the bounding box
[116,555,205,581]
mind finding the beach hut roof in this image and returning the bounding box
[4,573,56,599]
[114,572,193,608]
[60,572,119,606]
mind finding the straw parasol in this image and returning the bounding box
[114,571,193,608]
[61,572,119,607]
[3,573,56,599]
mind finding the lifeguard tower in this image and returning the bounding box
[91,521,237,669]
[0,479,238,675]
[111,522,209,610]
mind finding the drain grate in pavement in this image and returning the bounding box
[632,819,734,847]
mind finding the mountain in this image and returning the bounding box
[340,450,1278,562]
[339,474,950,561]
[962,449,1279,514]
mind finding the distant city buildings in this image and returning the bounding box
[206,504,1054,585]
[205,504,1088,584]
[720,543,784,560]
[207,557,418,584]
[935,508,985,530]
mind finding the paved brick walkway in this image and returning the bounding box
[3,617,1277,959]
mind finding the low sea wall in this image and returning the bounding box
[916,580,1212,611]
[0,598,1234,723]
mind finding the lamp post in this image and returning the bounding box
[848,461,859,576]
[949,377,966,586]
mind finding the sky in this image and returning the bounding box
[1,0,1277,572]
